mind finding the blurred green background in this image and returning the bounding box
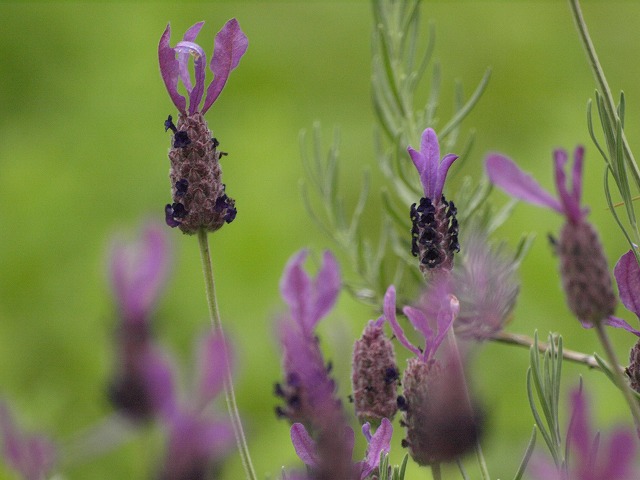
[1,1,640,478]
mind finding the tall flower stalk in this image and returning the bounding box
[158,20,256,479]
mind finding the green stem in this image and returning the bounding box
[594,322,640,439]
[197,229,257,480]
[568,0,640,187]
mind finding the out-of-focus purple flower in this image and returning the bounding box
[159,19,248,116]
[384,283,458,364]
[529,384,639,480]
[453,232,520,341]
[486,148,637,333]
[290,418,393,480]
[109,222,170,325]
[351,318,399,425]
[159,331,235,479]
[408,128,460,275]
[275,250,342,427]
[0,403,56,480]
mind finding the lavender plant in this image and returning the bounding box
[5,0,640,479]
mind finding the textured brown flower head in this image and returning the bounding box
[487,147,623,329]
[626,338,640,393]
[399,357,481,466]
[351,319,399,425]
[158,20,247,234]
[408,128,460,276]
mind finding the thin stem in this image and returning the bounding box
[569,0,640,186]
[492,331,602,369]
[197,228,257,480]
[430,463,442,480]
[474,442,490,480]
[594,322,640,439]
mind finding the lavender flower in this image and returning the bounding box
[159,20,248,233]
[408,128,460,275]
[107,223,175,421]
[486,148,637,332]
[290,418,393,480]
[384,285,481,465]
[529,384,639,480]
[274,250,355,479]
[453,231,520,341]
[0,403,56,480]
[159,331,235,479]
[351,319,399,425]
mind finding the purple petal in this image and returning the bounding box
[309,251,341,331]
[290,423,319,467]
[383,286,421,357]
[280,250,312,331]
[600,428,637,479]
[567,385,591,461]
[403,306,432,346]
[572,146,585,211]
[421,128,440,198]
[177,22,205,93]
[614,249,640,318]
[434,153,459,200]
[175,41,207,116]
[554,149,583,224]
[142,347,177,420]
[109,223,171,324]
[158,24,186,114]
[485,154,563,213]
[202,18,248,114]
[360,418,393,479]
[197,332,232,408]
[603,316,640,336]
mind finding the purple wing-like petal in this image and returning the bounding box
[554,149,583,224]
[485,154,563,213]
[603,316,640,336]
[359,418,393,479]
[614,249,640,319]
[158,24,186,114]
[280,249,311,330]
[143,347,178,420]
[434,153,459,200]
[383,286,421,357]
[290,423,319,467]
[175,41,206,116]
[403,306,432,348]
[421,128,440,198]
[571,146,585,211]
[177,22,205,93]
[566,385,591,461]
[601,427,636,479]
[197,332,231,408]
[420,295,458,363]
[202,18,248,114]
[309,251,341,331]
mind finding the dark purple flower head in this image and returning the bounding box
[290,418,393,480]
[408,128,458,203]
[159,19,248,116]
[408,129,460,275]
[383,283,459,364]
[109,222,170,325]
[0,403,56,480]
[486,146,587,225]
[529,383,639,480]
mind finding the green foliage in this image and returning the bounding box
[377,452,409,480]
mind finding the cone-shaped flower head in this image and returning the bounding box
[290,418,393,480]
[529,383,639,480]
[486,148,621,329]
[453,231,520,341]
[0,403,56,480]
[408,128,460,275]
[384,284,481,465]
[159,20,247,234]
[351,318,399,425]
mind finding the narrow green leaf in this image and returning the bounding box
[513,427,537,480]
